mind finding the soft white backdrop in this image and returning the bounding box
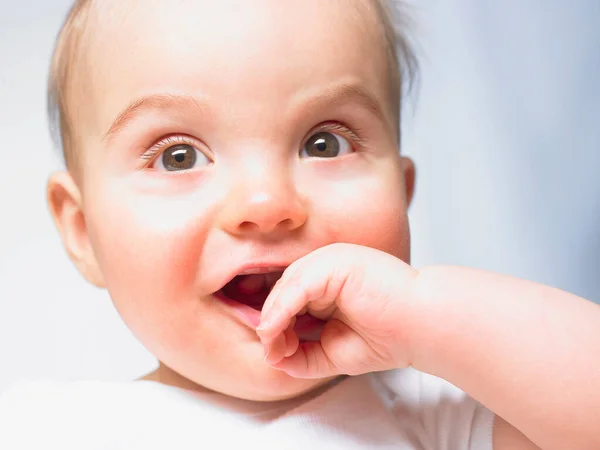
[1,1,598,393]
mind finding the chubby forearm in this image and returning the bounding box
[410,266,600,450]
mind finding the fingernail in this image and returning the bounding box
[257,308,276,332]
[260,299,273,323]
[256,317,270,333]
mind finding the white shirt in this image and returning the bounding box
[0,368,494,449]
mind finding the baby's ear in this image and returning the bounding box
[47,172,106,288]
[401,156,416,207]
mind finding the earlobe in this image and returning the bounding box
[401,156,416,207]
[47,172,106,288]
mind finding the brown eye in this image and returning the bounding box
[155,144,210,171]
[301,132,351,158]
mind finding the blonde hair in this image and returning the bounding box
[48,0,94,170]
[48,0,418,169]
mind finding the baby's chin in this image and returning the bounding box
[196,367,337,403]
[230,372,338,403]
[149,360,337,402]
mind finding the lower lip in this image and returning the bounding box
[214,291,262,328]
[214,291,325,338]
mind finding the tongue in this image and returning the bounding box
[221,274,270,310]
[221,273,284,310]
[236,274,266,295]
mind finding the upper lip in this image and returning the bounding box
[213,262,291,293]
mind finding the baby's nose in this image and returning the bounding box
[218,170,307,237]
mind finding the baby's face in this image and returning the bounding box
[69,0,413,400]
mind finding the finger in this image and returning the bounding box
[260,275,284,323]
[264,316,297,364]
[270,341,334,379]
[260,262,299,323]
[257,284,307,342]
[283,322,299,358]
[258,256,320,332]
[271,320,368,379]
[258,267,339,340]
[264,331,286,366]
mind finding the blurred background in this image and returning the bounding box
[0,0,598,393]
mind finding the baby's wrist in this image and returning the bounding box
[404,265,460,375]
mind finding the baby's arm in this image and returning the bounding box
[412,266,600,450]
[258,245,599,448]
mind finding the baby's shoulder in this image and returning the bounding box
[371,367,472,408]
[367,369,495,449]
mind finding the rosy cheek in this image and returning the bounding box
[324,199,408,258]
[86,193,208,315]
[310,169,410,260]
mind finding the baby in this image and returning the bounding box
[1,0,599,449]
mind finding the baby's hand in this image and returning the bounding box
[256,243,421,379]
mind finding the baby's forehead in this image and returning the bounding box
[85,0,386,61]
[53,0,405,165]
[79,0,394,136]
[84,0,389,74]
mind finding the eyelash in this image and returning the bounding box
[139,122,367,168]
[140,135,205,167]
[308,121,367,150]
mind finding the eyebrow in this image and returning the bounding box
[102,83,389,144]
[298,82,390,126]
[102,94,207,144]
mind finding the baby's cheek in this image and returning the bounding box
[86,195,208,320]
[338,202,409,260]
[313,174,410,261]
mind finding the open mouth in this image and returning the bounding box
[216,271,284,311]
[214,268,325,340]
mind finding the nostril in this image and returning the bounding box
[239,221,259,232]
[238,218,294,234]
[279,218,294,230]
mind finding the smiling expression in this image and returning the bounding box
[52,0,414,401]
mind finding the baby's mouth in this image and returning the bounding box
[215,268,325,340]
[217,272,283,311]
